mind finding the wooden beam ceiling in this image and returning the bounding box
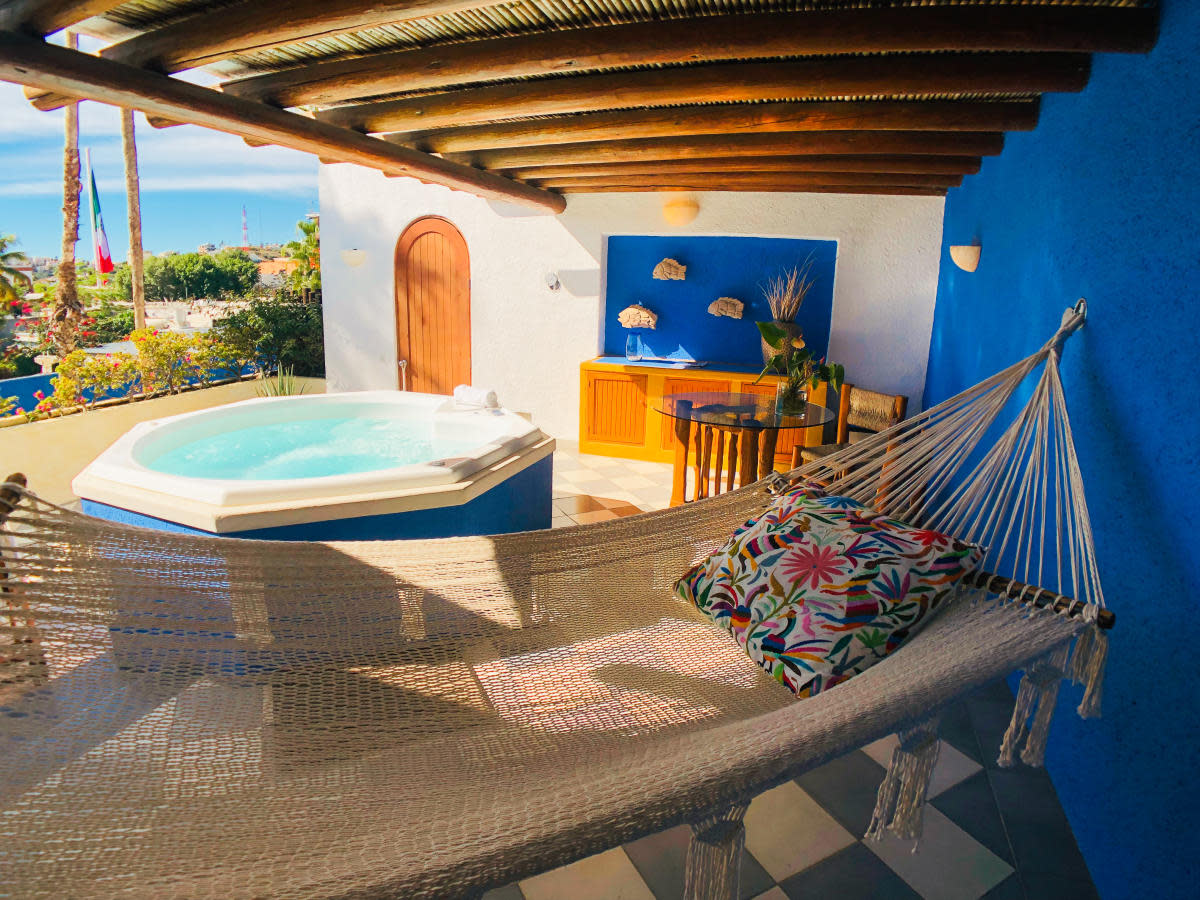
[0,1,125,35]
[530,172,963,191]
[503,156,983,180]
[0,31,564,212]
[218,6,1159,109]
[453,131,1006,171]
[386,100,1039,154]
[555,184,949,196]
[2,3,1160,201]
[316,53,1089,135]
[99,1,504,72]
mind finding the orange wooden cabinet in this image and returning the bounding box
[579,359,832,468]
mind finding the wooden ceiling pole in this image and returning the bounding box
[387,100,1039,154]
[457,131,1006,170]
[557,185,949,196]
[102,0,506,71]
[0,1,125,35]
[219,5,1158,109]
[317,53,1089,134]
[0,31,564,213]
[504,155,983,179]
[531,173,963,190]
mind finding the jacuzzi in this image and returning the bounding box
[72,391,555,540]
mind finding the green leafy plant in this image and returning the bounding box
[0,234,33,304]
[256,365,307,398]
[754,321,844,407]
[211,295,324,377]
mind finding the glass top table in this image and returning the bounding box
[656,391,836,506]
[658,391,836,431]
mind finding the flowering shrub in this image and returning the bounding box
[130,328,195,395]
[29,331,241,419]
[0,395,15,417]
[49,350,139,411]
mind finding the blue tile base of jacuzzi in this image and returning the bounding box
[82,456,553,540]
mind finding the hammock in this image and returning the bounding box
[0,304,1109,900]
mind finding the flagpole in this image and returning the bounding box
[85,146,99,278]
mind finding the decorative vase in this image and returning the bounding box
[625,333,643,362]
[761,321,802,365]
[775,380,808,416]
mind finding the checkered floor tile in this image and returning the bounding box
[514,445,1098,900]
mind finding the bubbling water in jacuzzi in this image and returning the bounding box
[144,415,483,481]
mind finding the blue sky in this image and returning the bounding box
[0,74,319,261]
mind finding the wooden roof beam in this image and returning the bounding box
[0,1,126,35]
[0,31,564,213]
[556,184,948,197]
[316,53,1089,134]
[453,131,1006,171]
[98,1,506,72]
[504,156,983,180]
[386,100,1039,154]
[219,5,1159,109]
[531,172,963,191]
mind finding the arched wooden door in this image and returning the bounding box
[394,216,471,394]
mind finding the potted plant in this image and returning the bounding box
[760,257,816,365]
[755,322,844,414]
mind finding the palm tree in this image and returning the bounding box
[283,218,321,304]
[121,108,146,330]
[51,30,84,356]
[0,234,32,303]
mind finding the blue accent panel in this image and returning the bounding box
[923,4,1199,896]
[83,455,554,541]
[603,235,837,368]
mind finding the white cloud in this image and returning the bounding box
[0,82,317,199]
[0,172,317,196]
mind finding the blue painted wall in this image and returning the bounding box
[1,366,253,415]
[603,235,837,367]
[923,3,1199,896]
[82,455,553,541]
[0,372,54,412]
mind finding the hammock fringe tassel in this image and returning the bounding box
[998,642,1070,768]
[1069,623,1108,719]
[865,714,942,847]
[684,801,751,900]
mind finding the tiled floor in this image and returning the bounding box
[500,443,1100,900]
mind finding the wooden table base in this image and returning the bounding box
[670,420,779,506]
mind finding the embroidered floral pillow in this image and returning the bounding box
[675,482,984,698]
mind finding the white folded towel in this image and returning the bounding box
[453,384,499,408]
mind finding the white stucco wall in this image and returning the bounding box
[319,164,945,439]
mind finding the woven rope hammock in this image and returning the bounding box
[0,304,1109,900]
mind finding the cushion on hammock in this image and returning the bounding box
[674,481,984,698]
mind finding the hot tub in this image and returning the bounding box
[72,391,555,540]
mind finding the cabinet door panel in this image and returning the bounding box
[660,377,732,450]
[585,371,648,445]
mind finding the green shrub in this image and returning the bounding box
[212,295,324,377]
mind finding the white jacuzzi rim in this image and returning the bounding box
[72,390,555,533]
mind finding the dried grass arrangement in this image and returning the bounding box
[763,255,816,323]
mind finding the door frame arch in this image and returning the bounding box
[393,215,471,392]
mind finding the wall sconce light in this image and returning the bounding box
[662,196,700,227]
[544,271,561,291]
[340,248,367,267]
[949,243,981,273]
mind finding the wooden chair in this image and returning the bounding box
[789,383,909,469]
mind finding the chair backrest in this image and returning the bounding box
[835,384,909,444]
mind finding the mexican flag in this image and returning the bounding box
[86,150,114,275]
